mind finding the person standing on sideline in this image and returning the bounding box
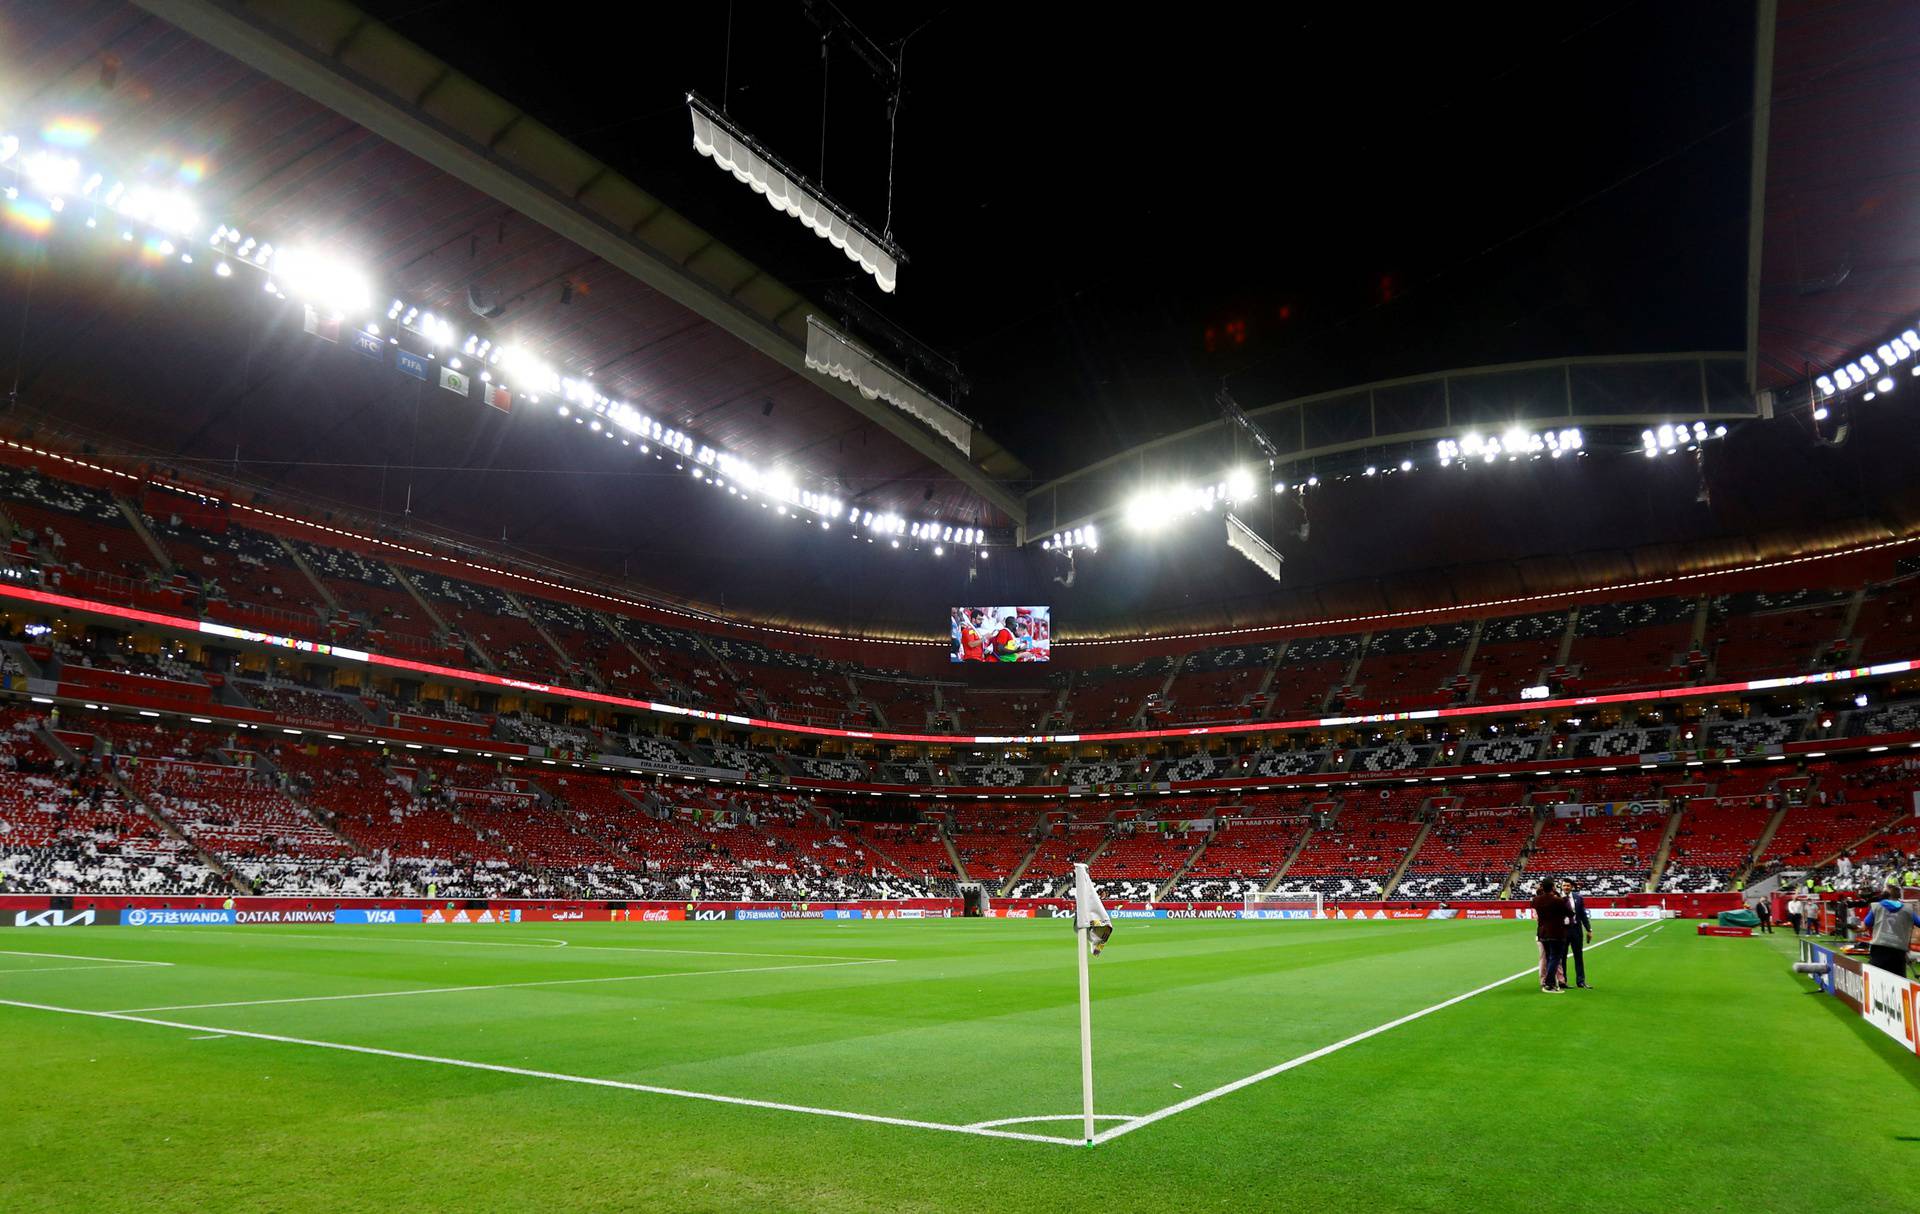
[1532,878,1572,993]
[1786,895,1803,936]
[1754,898,1773,934]
[1861,883,1919,977]
[1561,880,1593,988]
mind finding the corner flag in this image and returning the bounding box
[1070,862,1107,1145]
[1074,862,1113,955]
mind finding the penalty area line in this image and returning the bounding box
[0,997,1082,1147]
[177,930,889,963]
[0,949,173,967]
[113,958,897,1013]
[1090,917,1663,1146]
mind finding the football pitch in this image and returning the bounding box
[1,918,1914,1213]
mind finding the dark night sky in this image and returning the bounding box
[368,2,1757,481]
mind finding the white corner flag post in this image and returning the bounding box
[1072,862,1110,1146]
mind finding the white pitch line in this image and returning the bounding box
[188,1034,227,1040]
[1088,918,1662,1146]
[0,998,1080,1147]
[114,958,898,1014]
[966,1113,1137,1130]
[178,931,884,963]
[536,943,894,963]
[2,963,174,975]
[182,931,571,950]
[1623,924,1665,948]
[0,949,172,967]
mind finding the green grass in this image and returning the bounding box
[1,918,1915,1213]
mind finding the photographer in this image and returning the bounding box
[1861,883,1920,977]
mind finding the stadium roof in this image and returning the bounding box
[3,2,1919,638]
[0,0,1033,627]
[1750,0,1920,394]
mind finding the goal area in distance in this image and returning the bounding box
[1241,891,1325,919]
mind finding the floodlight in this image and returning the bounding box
[115,183,199,236]
[20,151,80,197]
[267,247,371,316]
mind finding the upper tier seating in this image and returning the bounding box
[294,542,447,655]
[1853,580,1920,664]
[0,466,161,591]
[1708,590,1850,680]
[1564,598,1698,694]
[1469,611,1568,703]
[1343,623,1474,713]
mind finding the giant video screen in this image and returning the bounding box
[950,606,1050,663]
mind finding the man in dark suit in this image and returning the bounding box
[1560,880,1593,988]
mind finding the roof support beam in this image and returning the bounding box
[133,0,1027,527]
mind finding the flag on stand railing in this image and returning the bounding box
[1073,862,1113,955]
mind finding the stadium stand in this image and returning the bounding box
[1657,800,1771,893]
[1277,790,1422,899]
[1523,807,1669,896]
[11,443,1920,905]
[1394,807,1533,900]
[1563,597,1700,694]
[1707,589,1850,679]
[1165,810,1312,901]
[1468,610,1568,703]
